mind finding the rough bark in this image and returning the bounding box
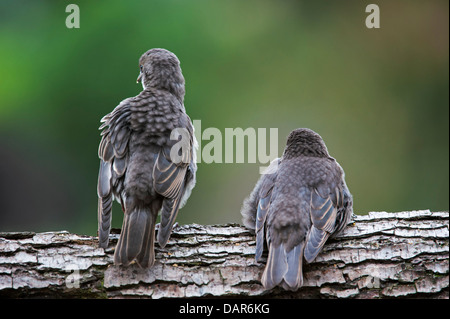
[0,210,448,298]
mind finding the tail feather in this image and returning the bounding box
[135,211,157,267]
[261,242,305,290]
[114,207,157,268]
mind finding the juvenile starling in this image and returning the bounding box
[97,48,197,268]
[241,128,352,290]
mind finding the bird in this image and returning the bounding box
[241,128,352,290]
[97,48,197,268]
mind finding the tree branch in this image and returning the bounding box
[0,210,448,298]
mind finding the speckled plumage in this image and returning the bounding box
[97,49,197,268]
[241,128,352,290]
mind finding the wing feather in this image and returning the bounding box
[304,183,344,263]
[255,159,280,262]
[154,115,195,247]
[97,101,131,248]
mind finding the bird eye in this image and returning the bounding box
[140,65,143,72]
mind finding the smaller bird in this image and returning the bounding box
[241,128,353,290]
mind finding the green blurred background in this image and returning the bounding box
[0,0,448,235]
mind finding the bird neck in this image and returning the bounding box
[143,78,185,102]
[283,144,329,159]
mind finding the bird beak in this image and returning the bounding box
[137,73,142,84]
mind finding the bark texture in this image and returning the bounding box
[0,210,448,298]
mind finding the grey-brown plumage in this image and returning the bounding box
[97,48,197,268]
[241,128,352,290]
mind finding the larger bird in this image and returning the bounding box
[97,48,197,268]
[241,128,352,290]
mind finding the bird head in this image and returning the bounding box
[137,48,185,100]
[283,128,330,159]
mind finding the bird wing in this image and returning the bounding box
[153,115,195,247]
[241,159,279,232]
[97,100,132,248]
[255,158,280,262]
[304,177,351,263]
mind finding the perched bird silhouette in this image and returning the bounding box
[97,48,197,268]
[241,128,352,290]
